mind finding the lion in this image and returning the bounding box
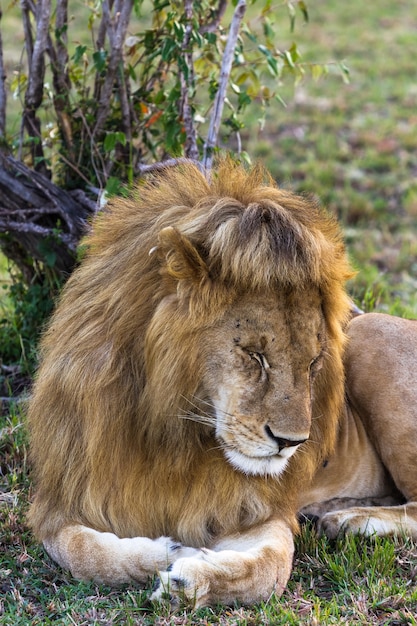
[27,159,417,608]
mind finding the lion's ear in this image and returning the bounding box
[157,226,209,283]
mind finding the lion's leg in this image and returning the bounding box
[299,495,402,524]
[44,525,200,585]
[315,502,417,539]
[151,518,294,608]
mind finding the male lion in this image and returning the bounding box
[28,160,417,607]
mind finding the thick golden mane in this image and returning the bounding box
[28,159,354,548]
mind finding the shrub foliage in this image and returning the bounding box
[0,0,345,374]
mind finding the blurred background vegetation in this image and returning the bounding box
[0,0,416,389]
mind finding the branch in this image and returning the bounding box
[0,219,79,250]
[0,14,5,140]
[92,0,134,138]
[200,0,228,34]
[115,61,133,152]
[23,0,52,172]
[47,0,74,156]
[21,0,34,70]
[179,0,198,160]
[25,0,50,111]
[136,157,198,175]
[202,0,247,169]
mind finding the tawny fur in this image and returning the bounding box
[299,312,417,541]
[28,159,353,551]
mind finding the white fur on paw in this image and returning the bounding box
[154,536,201,565]
[319,511,394,538]
[151,554,209,607]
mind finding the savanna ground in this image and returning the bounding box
[1,0,417,623]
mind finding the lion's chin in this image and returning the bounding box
[224,448,290,477]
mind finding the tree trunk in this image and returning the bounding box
[0,153,96,283]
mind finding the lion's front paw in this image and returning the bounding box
[154,536,201,564]
[151,553,211,608]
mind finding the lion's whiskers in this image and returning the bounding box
[178,412,215,427]
[187,395,235,419]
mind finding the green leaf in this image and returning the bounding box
[105,177,124,198]
[204,32,217,45]
[283,49,295,69]
[161,37,177,61]
[72,45,87,65]
[311,64,324,81]
[93,50,108,74]
[103,132,127,152]
[299,0,309,22]
[173,21,185,42]
[287,1,296,32]
[339,62,350,84]
[238,91,251,109]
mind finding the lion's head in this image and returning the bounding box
[28,159,354,546]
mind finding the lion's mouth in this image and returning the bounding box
[223,445,291,477]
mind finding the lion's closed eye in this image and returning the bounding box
[248,351,269,370]
[309,354,323,375]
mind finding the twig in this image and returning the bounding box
[136,157,198,175]
[200,0,228,34]
[202,0,247,170]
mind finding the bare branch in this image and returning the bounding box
[55,0,70,77]
[23,0,52,172]
[21,0,34,70]
[202,0,247,169]
[25,0,50,112]
[47,1,74,156]
[179,0,198,160]
[0,8,6,138]
[200,0,228,34]
[136,157,202,175]
[93,0,134,138]
[0,219,79,250]
[96,0,113,50]
[116,63,132,148]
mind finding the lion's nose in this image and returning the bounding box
[264,425,308,452]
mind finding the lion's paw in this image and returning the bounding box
[318,510,390,539]
[154,536,201,563]
[140,536,203,575]
[151,552,211,608]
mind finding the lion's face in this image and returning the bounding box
[196,288,325,477]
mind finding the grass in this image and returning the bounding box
[244,0,417,316]
[1,0,417,623]
[2,413,417,626]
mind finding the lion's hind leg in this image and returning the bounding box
[300,498,417,540]
[44,524,200,586]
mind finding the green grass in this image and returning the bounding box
[1,0,417,623]
[1,411,417,626]
[244,0,417,316]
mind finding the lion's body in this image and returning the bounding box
[27,160,417,606]
[300,312,417,538]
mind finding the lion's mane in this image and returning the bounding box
[28,160,353,548]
